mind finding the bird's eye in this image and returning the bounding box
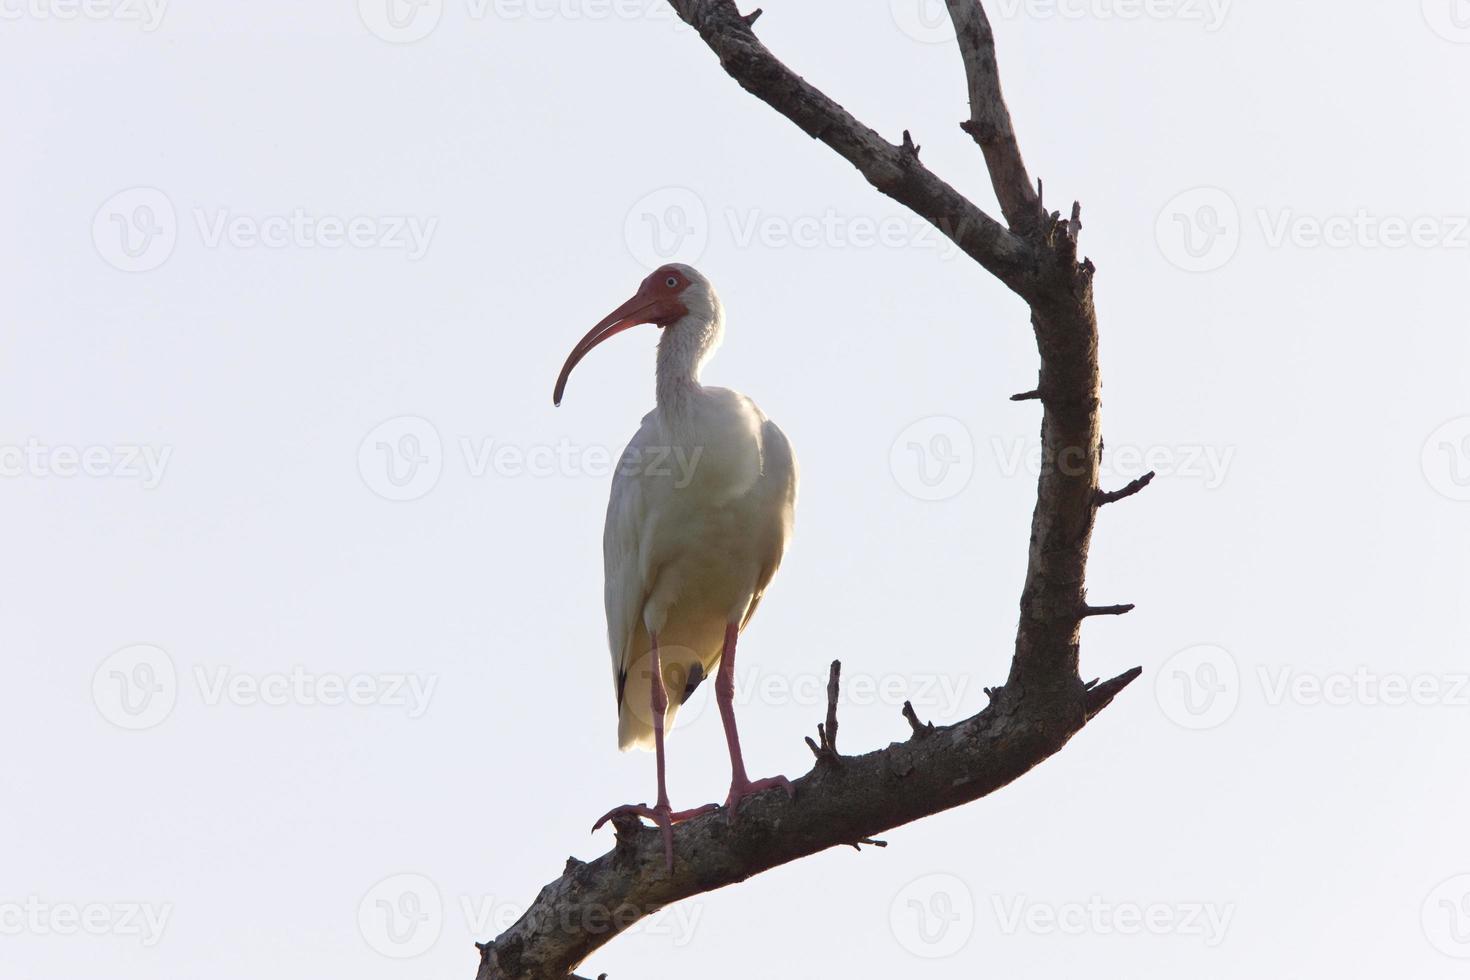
[665,276,679,288]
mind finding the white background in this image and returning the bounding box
[4,0,1470,977]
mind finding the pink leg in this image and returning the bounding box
[593,632,716,869]
[716,623,793,821]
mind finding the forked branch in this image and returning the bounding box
[475,5,1144,977]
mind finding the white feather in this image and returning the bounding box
[601,271,797,750]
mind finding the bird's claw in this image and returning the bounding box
[722,774,794,824]
[591,801,718,871]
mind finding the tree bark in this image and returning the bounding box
[475,4,1147,977]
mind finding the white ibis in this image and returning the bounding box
[554,263,797,868]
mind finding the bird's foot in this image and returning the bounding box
[591,801,718,871]
[722,774,794,824]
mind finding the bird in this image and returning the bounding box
[553,263,798,869]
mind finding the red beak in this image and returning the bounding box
[553,283,679,406]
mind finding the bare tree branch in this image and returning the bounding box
[1096,470,1155,505]
[803,658,843,762]
[946,0,1045,232]
[664,0,1038,297]
[475,4,1144,977]
[1081,603,1136,618]
[901,699,936,739]
[1084,665,1144,720]
[475,665,1139,980]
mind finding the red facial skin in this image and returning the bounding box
[553,266,691,406]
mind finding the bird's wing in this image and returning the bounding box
[602,414,668,710]
[740,414,799,632]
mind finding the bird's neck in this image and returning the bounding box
[655,307,724,416]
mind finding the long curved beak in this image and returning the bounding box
[552,291,659,406]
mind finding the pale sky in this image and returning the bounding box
[4,1,1470,977]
